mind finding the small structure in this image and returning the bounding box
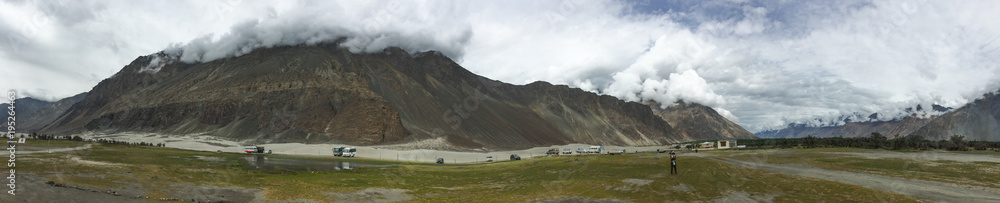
[717,140,736,149]
[700,142,715,149]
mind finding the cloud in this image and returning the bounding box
[3,0,1000,133]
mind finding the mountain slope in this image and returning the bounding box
[1,97,50,124]
[41,43,683,150]
[911,92,1000,141]
[20,92,88,132]
[649,101,756,140]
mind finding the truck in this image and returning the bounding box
[608,149,625,155]
[244,146,267,154]
[341,147,357,157]
[333,146,345,156]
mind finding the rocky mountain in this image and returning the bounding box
[911,92,1000,141]
[1,97,50,123]
[20,92,88,132]
[755,116,932,139]
[39,43,708,150]
[649,101,756,140]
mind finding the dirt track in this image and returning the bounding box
[822,150,1000,163]
[692,153,1000,202]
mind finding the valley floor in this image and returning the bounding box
[2,139,999,202]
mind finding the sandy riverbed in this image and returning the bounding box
[71,132,678,163]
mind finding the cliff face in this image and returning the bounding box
[911,92,1000,141]
[41,44,683,149]
[649,101,757,140]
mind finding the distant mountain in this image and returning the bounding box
[757,94,1000,142]
[20,92,88,132]
[911,92,1000,141]
[755,116,932,139]
[649,101,757,140]
[40,43,699,150]
[1,97,50,125]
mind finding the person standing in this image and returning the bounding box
[670,150,677,175]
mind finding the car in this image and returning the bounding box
[510,154,521,160]
[576,148,587,154]
[436,158,445,164]
[546,148,559,155]
[657,149,667,153]
[486,156,494,162]
[562,148,573,154]
[609,149,625,155]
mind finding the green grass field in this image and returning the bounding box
[20,141,922,202]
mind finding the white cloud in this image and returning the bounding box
[3,0,1000,133]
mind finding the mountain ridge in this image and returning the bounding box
[38,43,746,150]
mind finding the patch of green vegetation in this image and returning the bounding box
[21,139,87,148]
[22,144,920,202]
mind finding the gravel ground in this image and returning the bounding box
[693,152,1000,202]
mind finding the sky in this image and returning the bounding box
[2,0,999,133]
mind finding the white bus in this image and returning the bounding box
[342,147,357,157]
[588,146,602,154]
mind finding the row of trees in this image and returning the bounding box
[2,133,166,148]
[736,133,1000,151]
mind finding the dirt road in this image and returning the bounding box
[692,153,1000,202]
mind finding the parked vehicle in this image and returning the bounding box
[546,148,559,155]
[486,156,494,162]
[657,149,668,153]
[589,146,603,154]
[244,146,266,154]
[576,148,587,154]
[341,147,357,157]
[333,146,345,156]
[265,150,272,154]
[436,158,445,164]
[510,154,521,160]
[562,148,573,154]
[609,149,625,155]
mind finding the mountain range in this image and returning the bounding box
[23,43,754,150]
[757,97,1000,141]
